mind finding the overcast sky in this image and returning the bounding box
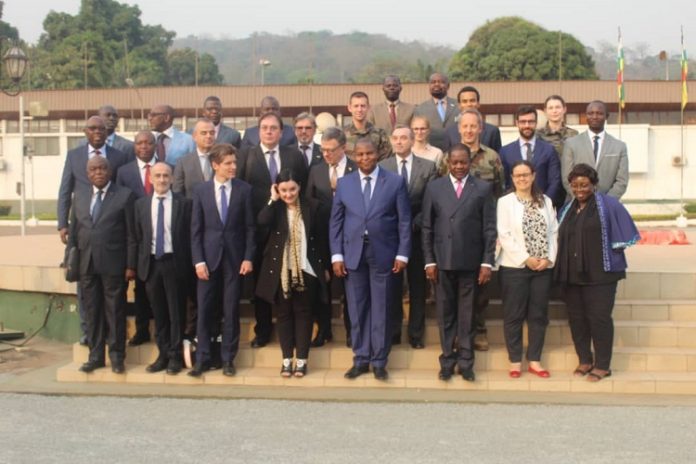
[4,0,695,54]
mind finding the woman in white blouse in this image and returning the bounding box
[497,160,558,379]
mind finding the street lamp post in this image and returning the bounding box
[259,59,271,86]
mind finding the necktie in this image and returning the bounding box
[144,164,153,195]
[203,156,212,181]
[156,133,167,162]
[91,190,103,221]
[593,135,600,162]
[437,100,446,122]
[220,185,228,223]
[330,164,338,193]
[300,145,310,166]
[455,180,463,199]
[401,159,408,184]
[525,143,533,162]
[363,176,372,212]
[93,149,101,157]
[389,103,397,129]
[155,197,165,259]
[267,150,278,182]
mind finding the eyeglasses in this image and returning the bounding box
[148,112,166,118]
[512,173,532,179]
[295,126,314,131]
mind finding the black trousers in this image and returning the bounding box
[436,269,476,371]
[276,273,316,359]
[145,255,186,361]
[133,277,152,336]
[391,235,427,342]
[499,267,552,363]
[81,266,127,364]
[473,280,489,334]
[564,282,618,371]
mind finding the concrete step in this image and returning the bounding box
[55,362,696,395]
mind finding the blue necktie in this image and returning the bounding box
[593,135,600,162]
[363,176,372,212]
[91,190,103,222]
[437,100,446,122]
[220,185,228,223]
[401,159,408,184]
[267,150,278,182]
[155,197,165,259]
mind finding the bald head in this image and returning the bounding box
[98,105,119,134]
[86,155,111,189]
[260,96,280,115]
[84,116,107,149]
[151,162,173,195]
[148,104,174,132]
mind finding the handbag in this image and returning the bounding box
[62,245,80,283]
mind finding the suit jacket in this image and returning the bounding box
[190,179,256,273]
[134,192,192,282]
[237,145,308,216]
[421,175,496,271]
[379,154,437,228]
[162,127,196,168]
[68,183,137,277]
[240,125,297,149]
[305,158,357,210]
[414,97,459,151]
[329,168,412,272]
[561,130,629,199]
[255,198,329,304]
[499,138,561,201]
[444,121,502,153]
[367,100,416,135]
[173,152,208,199]
[57,145,129,229]
[115,160,150,198]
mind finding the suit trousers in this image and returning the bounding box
[344,240,396,368]
[564,282,618,371]
[196,255,242,364]
[133,277,152,336]
[276,273,316,359]
[81,267,128,365]
[499,267,552,363]
[391,234,427,342]
[473,280,490,334]
[436,269,476,371]
[145,255,186,361]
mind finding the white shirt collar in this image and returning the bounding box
[92,181,111,194]
[260,143,279,153]
[214,178,232,190]
[360,166,379,181]
[196,148,209,158]
[449,173,468,186]
[136,157,156,169]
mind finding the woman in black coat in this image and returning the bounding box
[256,169,329,377]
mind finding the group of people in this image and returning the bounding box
[58,71,639,384]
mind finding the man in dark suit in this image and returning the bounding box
[330,138,411,381]
[294,112,323,169]
[173,119,216,199]
[189,144,255,377]
[444,86,502,153]
[69,156,137,374]
[379,125,437,349]
[421,144,496,382]
[134,162,192,375]
[413,73,459,151]
[98,105,135,159]
[367,75,415,135]
[188,96,242,148]
[240,96,297,149]
[500,105,562,206]
[305,127,357,347]
[116,131,159,346]
[237,112,308,348]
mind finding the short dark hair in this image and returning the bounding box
[544,95,566,107]
[354,137,376,150]
[568,163,599,185]
[509,160,544,207]
[515,105,538,121]
[208,143,237,165]
[586,100,608,115]
[321,126,347,145]
[204,96,221,106]
[448,143,472,160]
[258,111,283,130]
[457,86,480,103]
[349,91,370,103]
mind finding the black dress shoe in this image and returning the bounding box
[79,335,88,346]
[310,332,333,348]
[438,367,454,381]
[373,367,389,380]
[250,337,268,348]
[128,331,150,347]
[222,361,236,377]
[188,361,211,377]
[79,361,105,373]
[410,339,425,349]
[344,364,369,379]
[166,358,182,375]
[111,362,125,374]
[460,367,476,382]
[146,358,168,373]
[391,334,402,345]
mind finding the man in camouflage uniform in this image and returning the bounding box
[536,94,578,157]
[344,91,391,161]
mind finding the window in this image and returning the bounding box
[25,137,60,156]
[67,136,84,151]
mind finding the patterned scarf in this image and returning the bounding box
[280,204,305,298]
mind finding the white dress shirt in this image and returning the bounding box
[196,148,212,181]
[395,153,413,184]
[518,137,536,161]
[588,130,606,164]
[88,144,107,159]
[214,178,232,218]
[137,157,157,187]
[150,190,173,254]
[260,143,281,172]
[90,182,111,216]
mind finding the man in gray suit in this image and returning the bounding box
[192,96,242,149]
[379,125,437,349]
[173,119,216,199]
[562,100,629,199]
[414,72,459,152]
[367,75,415,136]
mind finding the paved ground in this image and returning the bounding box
[1,393,695,464]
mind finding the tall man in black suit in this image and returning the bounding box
[134,162,192,375]
[240,96,297,149]
[237,112,307,347]
[305,127,357,347]
[379,125,437,349]
[294,112,323,169]
[116,131,158,346]
[190,96,242,148]
[444,86,502,153]
[422,144,496,382]
[189,144,255,377]
[69,156,137,373]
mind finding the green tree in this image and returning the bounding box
[167,48,223,85]
[449,17,597,81]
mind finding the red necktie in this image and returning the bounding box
[389,103,396,130]
[144,164,153,195]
